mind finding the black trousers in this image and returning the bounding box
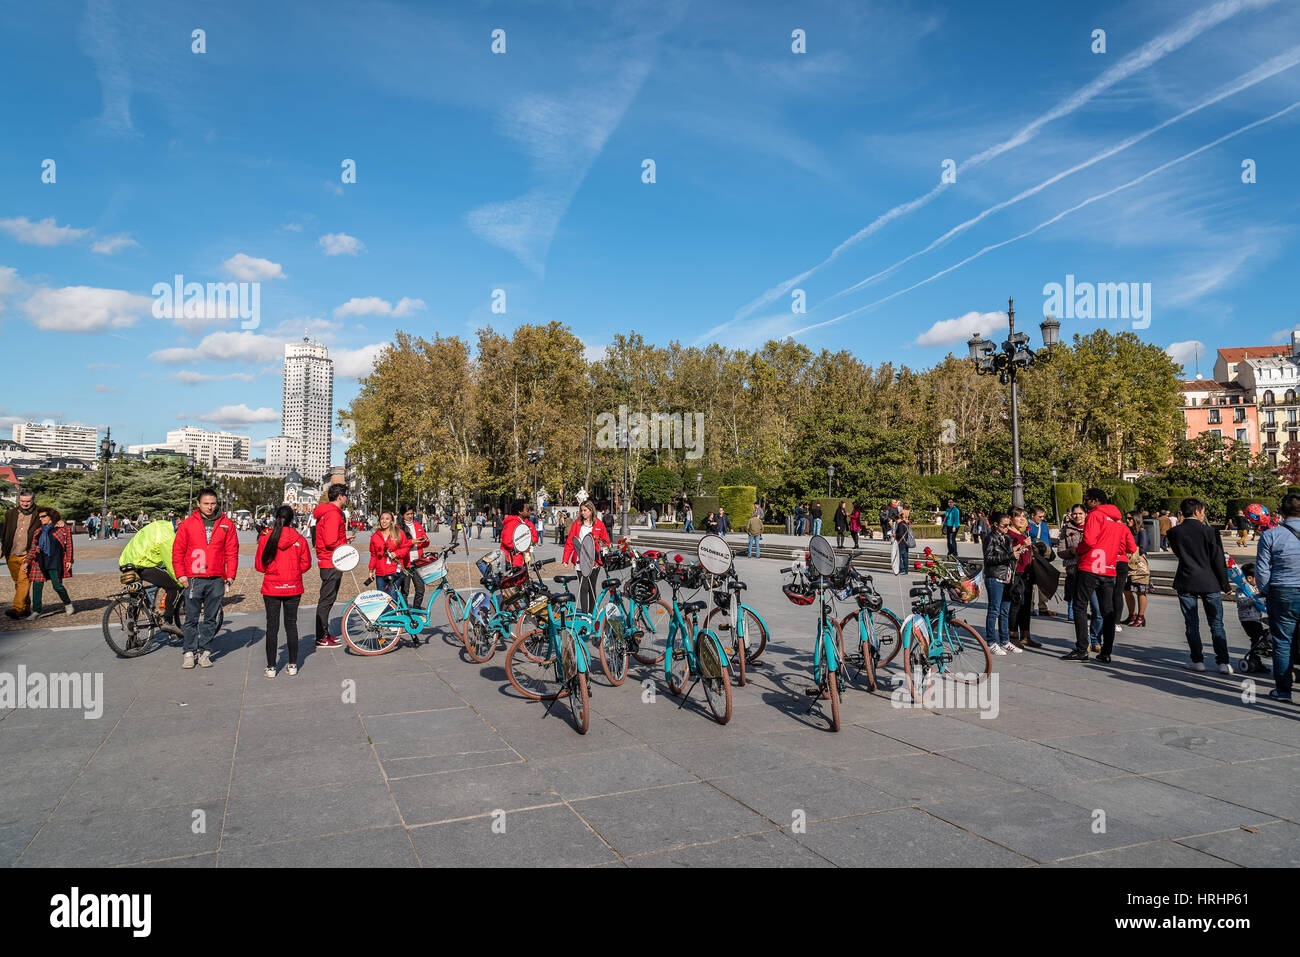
[316,568,342,640]
[265,595,301,667]
[836,528,845,548]
[400,566,426,611]
[1009,572,1031,634]
[1100,563,1128,656]
[1072,569,1113,652]
[139,566,181,624]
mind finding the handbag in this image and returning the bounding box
[1127,551,1151,584]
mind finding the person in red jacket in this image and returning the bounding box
[313,483,354,649]
[397,502,431,617]
[1065,488,1127,661]
[1097,514,1139,662]
[172,487,239,669]
[254,505,312,678]
[369,512,411,599]
[500,499,538,568]
[563,501,610,613]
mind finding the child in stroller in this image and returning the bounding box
[1234,562,1273,674]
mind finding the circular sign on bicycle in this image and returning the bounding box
[331,544,360,571]
[697,534,733,575]
[511,522,534,554]
[808,535,836,577]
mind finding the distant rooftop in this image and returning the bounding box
[1218,346,1291,363]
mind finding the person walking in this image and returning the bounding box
[983,511,1016,653]
[1167,497,1232,673]
[312,483,353,650]
[1063,488,1124,661]
[1252,491,1300,701]
[745,507,763,558]
[1122,511,1152,627]
[849,504,862,549]
[942,499,961,557]
[368,512,410,600]
[25,507,74,618]
[833,502,848,548]
[810,501,823,537]
[683,504,694,534]
[716,506,731,536]
[2,488,40,619]
[255,505,312,678]
[794,503,806,536]
[894,507,914,573]
[1057,504,1086,625]
[1158,509,1173,551]
[173,488,239,669]
[563,501,610,613]
[477,510,486,539]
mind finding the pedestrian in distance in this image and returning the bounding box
[26,507,74,618]
[717,506,730,536]
[746,506,763,558]
[849,503,862,549]
[255,505,312,678]
[810,501,823,537]
[943,498,961,558]
[2,488,40,618]
[833,501,847,549]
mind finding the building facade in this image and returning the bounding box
[1178,378,1260,456]
[278,339,333,486]
[131,427,252,467]
[11,422,98,460]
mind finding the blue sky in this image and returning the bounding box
[2,0,1299,456]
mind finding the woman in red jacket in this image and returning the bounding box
[255,505,313,678]
[369,512,411,600]
[563,501,610,613]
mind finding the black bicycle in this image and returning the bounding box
[102,564,222,658]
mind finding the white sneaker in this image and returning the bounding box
[1186,660,1205,672]
[264,667,276,679]
[1006,642,1024,654]
[1218,662,1234,675]
[182,652,196,669]
[64,603,75,616]
[286,664,298,677]
[991,643,1007,656]
[1115,624,1123,633]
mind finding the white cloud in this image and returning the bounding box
[282,222,303,232]
[23,286,152,333]
[0,216,90,246]
[150,330,287,364]
[318,233,365,256]
[582,340,608,363]
[271,317,340,337]
[333,296,426,318]
[332,343,387,378]
[170,370,256,385]
[184,404,280,425]
[1166,340,1207,374]
[222,253,285,281]
[91,234,139,255]
[914,310,1006,347]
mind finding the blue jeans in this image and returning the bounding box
[897,545,909,573]
[1265,587,1300,697]
[377,573,402,600]
[1089,590,1103,639]
[813,518,822,536]
[985,577,1011,645]
[796,518,806,535]
[747,535,760,558]
[684,519,694,533]
[1178,592,1229,664]
[183,576,224,654]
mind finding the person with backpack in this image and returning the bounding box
[1166,497,1232,673]
[255,505,312,678]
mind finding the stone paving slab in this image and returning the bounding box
[2,539,1296,866]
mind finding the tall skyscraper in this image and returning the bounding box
[280,339,334,484]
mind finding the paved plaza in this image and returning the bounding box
[2,534,1297,868]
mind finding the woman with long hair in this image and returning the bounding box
[369,511,411,600]
[1006,507,1033,650]
[1122,511,1152,627]
[255,505,312,677]
[26,507,74,618]
[563,500,610,613]
[982,511,1015,652]
[848,503,862,549]
[833,501,848,548]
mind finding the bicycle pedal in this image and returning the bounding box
[803,686,822,697]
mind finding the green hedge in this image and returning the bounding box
[718,486,757,521]
[1226,498,1253,518]
[1054,482,1083,515]
[688,495,719,520]
[1100,481,1137,515]
[1162,497,1186,515]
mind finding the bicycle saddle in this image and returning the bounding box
[681,600,708,613]
[553,575,578,585]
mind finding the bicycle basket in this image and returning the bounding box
[602,550,631,572]
[783,582,816,605]
[625,576,659,605]
[944,566,984,604]
[415,556,446,584]
[672,563,704,590]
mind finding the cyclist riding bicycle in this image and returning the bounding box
[118,518,183,635]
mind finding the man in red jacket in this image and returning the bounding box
[313,483,353,649]
[1064,488,1127,661]
[172,488,239,669]
[500,499,538,568]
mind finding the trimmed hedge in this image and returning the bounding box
[1226,498,1253,518]
[1100,481,1137,516]
[718,485,757,521]
[1054,482,1084,515]
[688,495,719,520]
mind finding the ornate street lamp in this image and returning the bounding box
[695,471,703,495]
[393,468,401,510]
[414,461,425,515]
[99,429,116,539]
[967,298,1059,508]
[827,463,835,497]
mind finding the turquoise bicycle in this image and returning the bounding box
[702,568,769,687]
[504,572,594,734]
[463,555,555,663]
[898,554,992,702]
[340,543,468,655]
[660,555,733,724]
[780,536,846,731]
[831,562,903,693]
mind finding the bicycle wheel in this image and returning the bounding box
[833,613,875,692]
[102,596,158,658]
[630,599,671,664]
[697,632,733,725]
[825,667,841,732]
[597,610,630,686]
[703,607,744,686]
[703,604,767,665]
[870,608,904,667]
[666,638,690,696]
[943,618,992,684]
[342,596,405,655]
[903,619,934,703]
[442,588,467,639]
[505,629,564,700]
[559,631,591,734]
[463,613,500,663]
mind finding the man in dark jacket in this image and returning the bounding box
[716,507,730,536]
[1167,497,1232,673]
[2,488,40,618]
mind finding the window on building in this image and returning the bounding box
[1234,408,1246,422]
[1237,428,1247,443]
[1268,431,1277,445]
[1210,429,1222,438]
[1208,409,1221,424]
[1266,410,1276,426]
[1271,452,1279,467]
[1288,389,1297,404]
[1264,390,1275,405]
